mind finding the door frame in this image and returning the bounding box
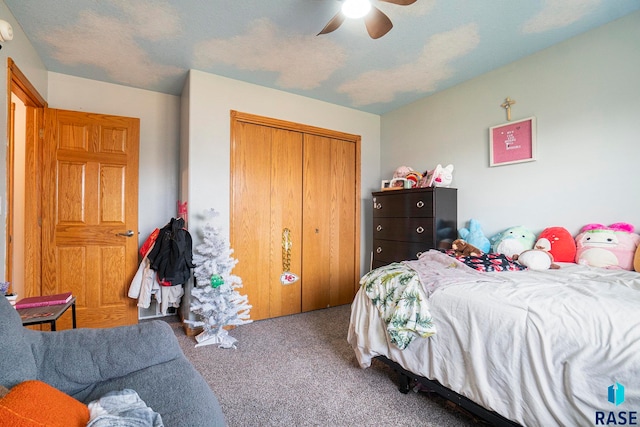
[6,58,46,297]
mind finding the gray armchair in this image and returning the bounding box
[0,296,225,426]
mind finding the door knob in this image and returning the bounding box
[117,230,135,237]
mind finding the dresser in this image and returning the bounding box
[371,187,457,269]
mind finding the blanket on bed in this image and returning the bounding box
[360,250,502,349]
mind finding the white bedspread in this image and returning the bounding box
[348,251,640,427]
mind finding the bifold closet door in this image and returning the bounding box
[231,122,303,321]
[302,134,357,311]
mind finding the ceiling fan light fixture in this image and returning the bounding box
[342,0,371,19]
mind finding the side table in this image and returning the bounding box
[18,297,77,331]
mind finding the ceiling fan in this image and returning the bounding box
[318,0,417,39]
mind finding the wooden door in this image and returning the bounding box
[231,119,302,321]
[302,135,357,311]
[230,111,360,321]
[42,109,140,328]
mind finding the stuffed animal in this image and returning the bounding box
[432,164,454,187]
[490,226,536,257]
[451,239,483,257]
[513,247,560,270]
[575,223,640,270]
[458,219,491,253]
[535,226,576,263]
[392,166,415,187]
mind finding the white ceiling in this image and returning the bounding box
[6,0,640,114]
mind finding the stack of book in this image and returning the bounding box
[14,292,73,310]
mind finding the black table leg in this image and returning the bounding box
[71,301,77,328]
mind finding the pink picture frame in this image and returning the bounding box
[489,117,536,167]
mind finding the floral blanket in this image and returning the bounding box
[360,263,435,349]
[361,250,505,349]
[440,249,527,272]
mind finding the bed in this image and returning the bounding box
[348,249,640,426]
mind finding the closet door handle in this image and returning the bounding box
[281,228,299,285]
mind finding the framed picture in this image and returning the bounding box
[489,117,536,167]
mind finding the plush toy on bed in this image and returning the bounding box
[458,219,491,253]
[490,226,536,257]
[451,239,483,257]
[535,226,576,263]
[575,223,640,270]
[513,247,560,270]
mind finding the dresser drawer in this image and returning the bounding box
[373,218,435,243]
[373,191,434,218]
[372,239,430,263]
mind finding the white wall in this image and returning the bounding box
[0,0,48,280]
[381,11,640,239]
[47,73,182,245]
[10,93,25,297]
[185,70,381,272]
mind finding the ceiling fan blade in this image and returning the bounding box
[364,7,393,39]
[378,0,417,5]
[317,11,346,35]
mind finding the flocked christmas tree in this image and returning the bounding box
[185,209,252,348]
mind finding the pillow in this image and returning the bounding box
[575,223,640,270]
[0,380,89,427]
[535,226,576,263]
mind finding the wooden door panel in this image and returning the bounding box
[302,134,331,312]
[330,139,357,306]
[269,128,303,317]
[231,122,273,321]
[43,108,139,329]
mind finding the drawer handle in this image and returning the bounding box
[374,203,382,209]
[416,251,423,258]
[376,247,382,254]
[416,201,425,208]
[416,226,424,234]
[376,225,382,232]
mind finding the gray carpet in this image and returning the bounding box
[168,304,480,427]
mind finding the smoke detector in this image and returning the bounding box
[0,20,13,42]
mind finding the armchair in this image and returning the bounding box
[0,296,225,426]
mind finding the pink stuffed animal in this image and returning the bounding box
[575,223,640,270]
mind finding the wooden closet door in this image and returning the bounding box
[231,122,302,321]
[302,135,357,311]
[269,128,303,317]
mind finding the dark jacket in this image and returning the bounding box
[147,218,194,286]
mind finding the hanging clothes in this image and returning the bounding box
[128,218,193,315]
[147,217,194,286]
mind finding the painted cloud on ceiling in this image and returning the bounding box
[39,0,183,87]
[194,18,347,90]
[522,0,601,33]
[338,23,480,106]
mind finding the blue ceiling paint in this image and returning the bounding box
[6,0,640,114]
